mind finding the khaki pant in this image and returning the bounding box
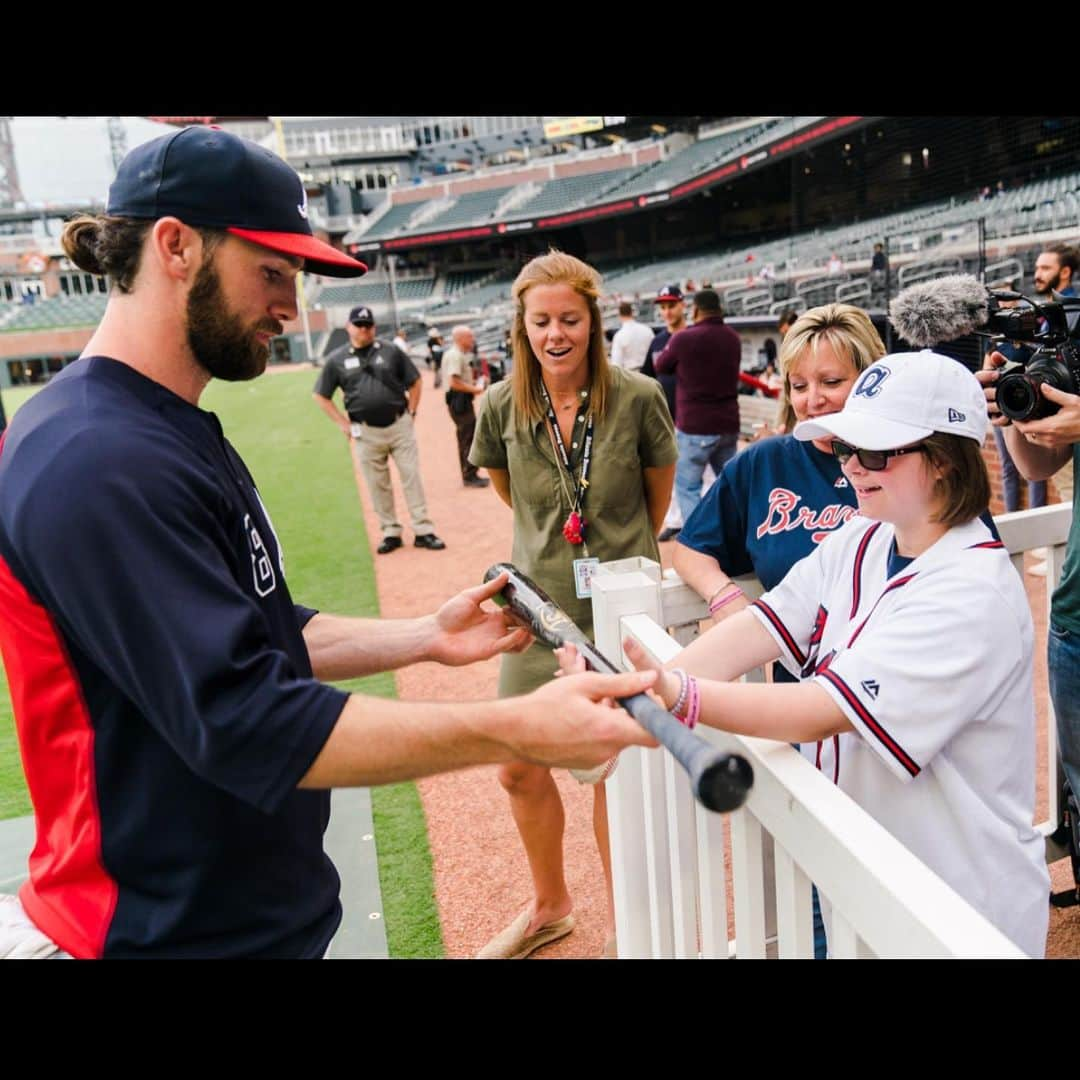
[352,412,435,539]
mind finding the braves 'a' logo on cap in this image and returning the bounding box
[854,365,891,399]
[297,179,309,221]
[947,407,966,423]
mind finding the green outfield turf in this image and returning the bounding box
[0,371,443,958]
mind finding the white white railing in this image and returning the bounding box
[591,502,1071,959]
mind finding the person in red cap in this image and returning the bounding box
[0,127,661,958]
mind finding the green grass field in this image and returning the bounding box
[0,372,443,958]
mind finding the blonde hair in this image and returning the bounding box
[510,250,610,424]
[774,303,886,431]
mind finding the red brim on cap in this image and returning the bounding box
[228,227,368,278]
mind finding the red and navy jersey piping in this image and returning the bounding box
[751,599,807,667]
[818,668,920,777]
[849,521,881,618]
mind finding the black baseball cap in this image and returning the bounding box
[107,127,368,278]
[349,305,375,326]
[656,283,683,301]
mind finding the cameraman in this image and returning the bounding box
[978,249,1080,904]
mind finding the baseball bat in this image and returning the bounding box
[484,563,753,814]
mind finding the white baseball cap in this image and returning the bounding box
[793,349,989,449]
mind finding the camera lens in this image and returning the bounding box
[997,372,1039,421]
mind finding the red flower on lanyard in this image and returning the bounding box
[563,510,585,545]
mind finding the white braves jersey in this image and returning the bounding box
[749,514,1049,957]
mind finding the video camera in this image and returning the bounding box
[985,289,1080,421]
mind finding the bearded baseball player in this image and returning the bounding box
[0,127,659,959]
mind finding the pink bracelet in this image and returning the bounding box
[709,585,745,615]
[672,673,698,729]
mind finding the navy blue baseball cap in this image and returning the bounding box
[348,305,375,326]
[107,127,368,278]
[656,283,683,301]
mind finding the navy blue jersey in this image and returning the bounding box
[679,435,858,592]
[0,357,349,958]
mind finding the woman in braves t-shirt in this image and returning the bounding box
[673,304,885,630]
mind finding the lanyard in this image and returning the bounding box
[540,382,593,519]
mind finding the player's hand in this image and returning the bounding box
[509,668,660,769]
[623,637,681,711]
[425,572,533,666]
[553,642,619,709]
[1013,383,1080,449]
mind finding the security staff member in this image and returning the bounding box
[314,305,445,553]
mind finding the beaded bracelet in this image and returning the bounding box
[683,675,700,730]
[708,584,745,615]
[669,668,689,717]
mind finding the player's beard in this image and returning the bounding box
[185,259,281,382]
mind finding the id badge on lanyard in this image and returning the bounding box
[573,556,601,599]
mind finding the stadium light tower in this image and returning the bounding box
[270,116,314,364]
[107,117,128,173]
[0,117,26,207]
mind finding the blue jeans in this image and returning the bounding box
[993,426,1046,512]
[675,430,738,525]
[1048,621,1080,819]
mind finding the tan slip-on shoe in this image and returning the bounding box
[475,910,576,959]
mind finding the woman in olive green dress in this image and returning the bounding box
[470,251,677,958]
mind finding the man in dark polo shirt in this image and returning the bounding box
[654,288,741,525]
[314,305,445,553]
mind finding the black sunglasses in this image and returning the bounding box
[831,439,927,471]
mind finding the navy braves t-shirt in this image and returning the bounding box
[0,357,349,958]
[679,435,858,591]
[679,435,858,685]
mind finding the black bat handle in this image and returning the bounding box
[615,691,753,813]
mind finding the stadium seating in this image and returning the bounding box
[362,200,434,240]
[513,168,637,216]
[0,293,108,333]
[420,187,516,230]
[444,270,491,296]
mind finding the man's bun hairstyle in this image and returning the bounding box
[61,214,152,295]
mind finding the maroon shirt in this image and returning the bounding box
[654,315,741,436]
